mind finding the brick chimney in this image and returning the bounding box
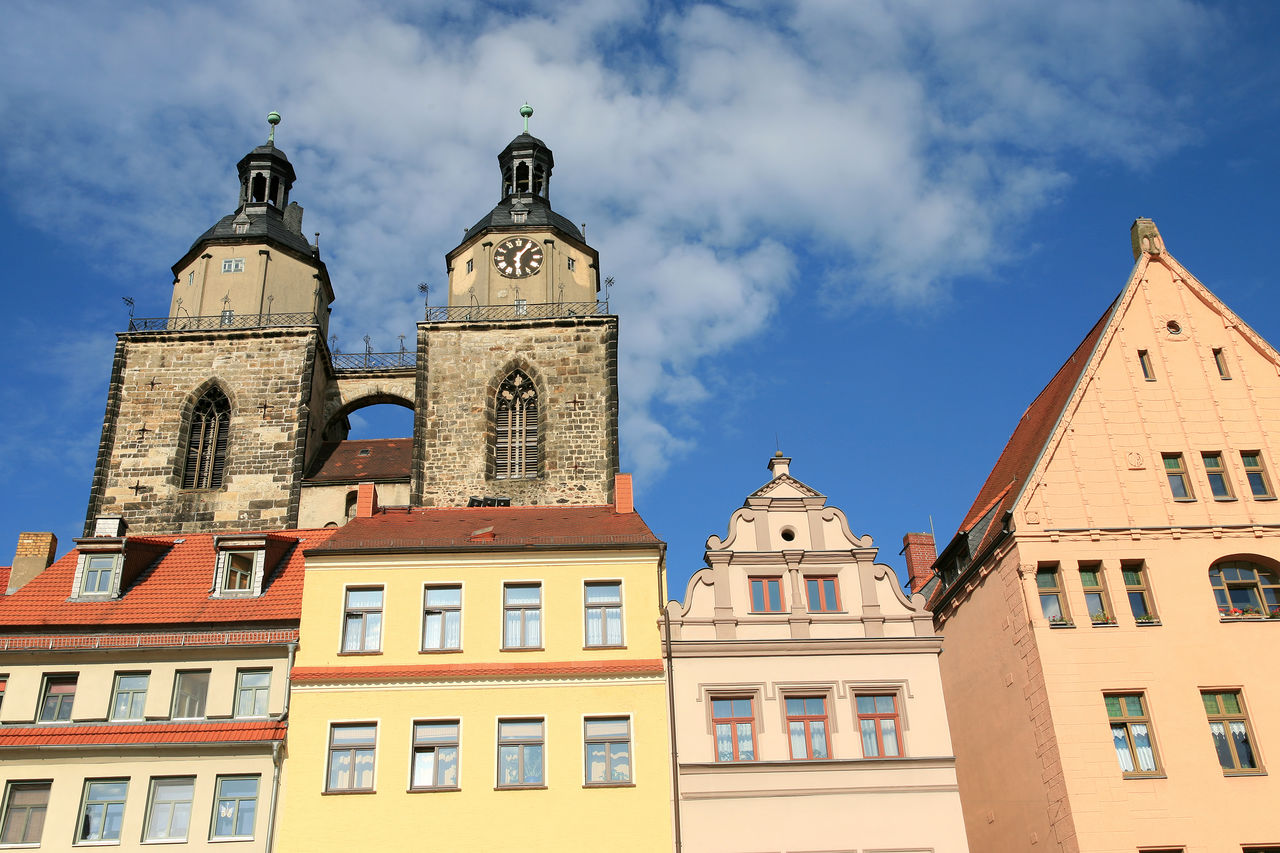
[9,532,58,593]
[614,473,634,514]
[901,532,937,595]
[356,483,380,518]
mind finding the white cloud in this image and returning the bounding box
[0,0,1216,482]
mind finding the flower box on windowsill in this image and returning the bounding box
[1090,613,1116,626]
[1219,607,1277,622]
[1133,616,1161,626]
[1047,618,1074,628]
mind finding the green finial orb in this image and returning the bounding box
[266,111,281,144]
[520,102,533,133]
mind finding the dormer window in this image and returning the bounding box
[81,554,118,597]
[222,552,256,594]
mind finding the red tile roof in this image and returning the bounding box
[309,504,662,553]
[292,659,665,683]
[0,529,334,629]
[304,438,412,483]
[0,720,286,748]
[0,628,299,652]
[952,299,1117,548]
[0,566,10,592]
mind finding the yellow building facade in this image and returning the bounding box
[276,489,674,851]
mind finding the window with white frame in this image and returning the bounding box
[222,257,245,273]
[411,721,460,790]
[80,553,118,597]
[584,581,623,647]
[584,717,632,784]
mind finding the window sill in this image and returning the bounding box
[1212,497,1238,502]
[1172,498,1197,503]
[322,788,376,795]
[337,650,383,656]
[1121,773,1166,780]
[1251,495,1278,501]
[419,648,463,654]
[1134,620,1162,627]
[1219,615,1279,622]
[501,647,545,652]
[807,610,847,615]
[583,645,627,651]
[140,839,190,845]
[1089,620,1117,627]
[748,611,787,616]
[208,837,255,844]
[1047,621,1075,628]
[1223,769,1267,777]
[583,782,636,788]
[407,786,461,793]
[494,785,547,791]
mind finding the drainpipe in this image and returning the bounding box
[257,249,271,323]
[265,640,298,853]
[659,547,683,852]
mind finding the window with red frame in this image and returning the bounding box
[856,694,903,757]
[805,577,841,612]
[749,577,784,613]
[711,697,756,761]
[785,696,830,759]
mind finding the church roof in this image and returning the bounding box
[501,131,552,159]
[304,438,412,484]
[309,504,662,553]
[463,195,584,243]
[0,529,332,628]
[184,209,315,261]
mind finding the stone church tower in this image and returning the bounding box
[85,107,619,534]
[84,114,337,535]
[415,106,619,507]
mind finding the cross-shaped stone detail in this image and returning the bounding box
[130,481,145,496]
[146,378,160,391]
[136,424,152,439]
[257,403,272,419]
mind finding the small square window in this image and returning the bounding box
[503,583,542,649]
[1202,452,1235,500]
[497,719,545,787]
[210,776,259,839]
[1163,453,1194,500]
[234,670,270,718]
[856,694,903,757]
[465,258,474,274]
[411,721,459,790]
[144,777,194,842]
[39,675,76,722]
[110,672,149,721]
[423,585,462,651]
[171,670,209,720]
[584,717,632,784]
[1,781,50,845]
[327,724,377,792]
[805,576,841,612]
[567,257,576,271]
[514,298,528,316]
[1105,693,1161,777]
[749,577,784,613]
[1241,452,1275,499]
[77,779,128,843]
[80,553,117,597]
[342,587,384,653]
[584,581,623,647]
[1036,564,1070,625]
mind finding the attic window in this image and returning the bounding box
[358,448,371,456]
[80,554,119,597]
[221,552,256,595]
[212,540,267,598]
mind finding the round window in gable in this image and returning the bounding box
[780,527,796,542]
[1166,320,1182,335]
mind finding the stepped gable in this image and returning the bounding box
[0,529,334,627]
[309,504,661,552]
[304,438,412,483]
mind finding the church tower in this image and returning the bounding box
[414,105,619,507]
[84,114,336,535]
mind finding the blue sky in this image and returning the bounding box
[1,0,1278,598]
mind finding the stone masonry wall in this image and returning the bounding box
[415,316,618,507]
[85,328,319,535]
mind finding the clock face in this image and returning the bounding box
[493,237,544,278]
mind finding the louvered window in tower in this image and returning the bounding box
[183,388,230,489]
[495,371,538,479]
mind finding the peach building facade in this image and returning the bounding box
[927,220,1280,852]
[664,455,969,853]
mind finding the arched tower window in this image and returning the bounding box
[494,371,538,479]
[515,162,530,194]
[251,173,267,203]
[182,387,230,489]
